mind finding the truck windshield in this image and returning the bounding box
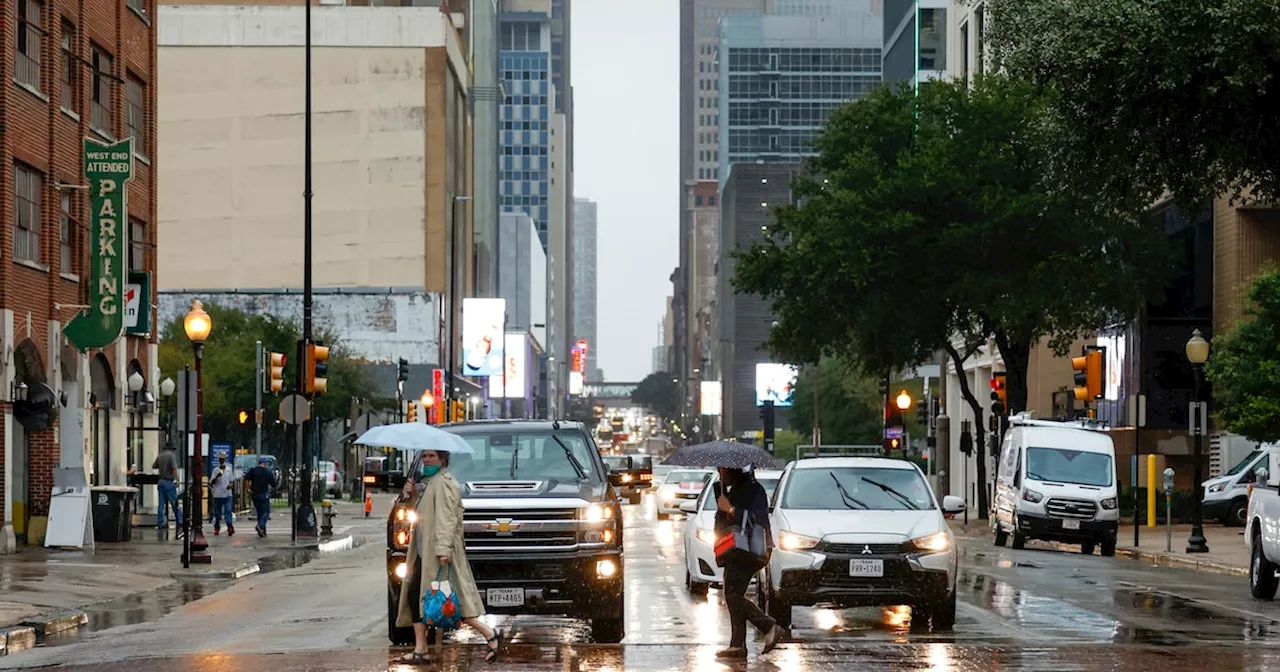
[1025,447,1113,487]
[1226,449,1265,477]
[449,431,598,482]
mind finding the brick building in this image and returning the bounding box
[2,0,160,550]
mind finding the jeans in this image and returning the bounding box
[253,495,271,530]
[724,557,775,649]
[213,497,234,528]
[157,479,183,527]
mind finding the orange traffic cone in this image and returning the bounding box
[364,490,373,518]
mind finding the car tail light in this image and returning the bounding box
[363,475,376,484]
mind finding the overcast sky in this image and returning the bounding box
[573,0,678,382]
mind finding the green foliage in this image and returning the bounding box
[771,429,806,463]
[985,0,1280,206]
[1206,267,1280,442]
[631,371,681,421]
[158,303,377,442]
[787,358,886,446]
[732,75,1168,415]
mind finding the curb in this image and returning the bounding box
[291,534,355,553]
[0,626,36,656]
[170,561,262,581]
[1041,539,1248,578]
[19,610,88,637]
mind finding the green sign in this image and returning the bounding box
[64,137,135,352]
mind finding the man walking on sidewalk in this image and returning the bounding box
[245,456,277,537]
[152,444,184,536]
[211,452,236,536]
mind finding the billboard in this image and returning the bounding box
[569,371,584,395]
[571,345,587,374]
[487,333,526,398]
[755,363,798,407]
[462,298,506,376]
[700,381,722,416]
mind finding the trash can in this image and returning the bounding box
[90,486,138,542]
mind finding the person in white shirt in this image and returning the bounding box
[211,452,236,536]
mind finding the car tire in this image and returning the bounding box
[1100,537,1116,557]
[993,522,1008,547]
[1010,520,1027,549]
[1081,541,1096,555]
[1230,499,1249,527]
[591,615,625,643]
[686,569,708,596]
[931,591,957,631]
[1251,533,1279,600]
[387,590,415,645]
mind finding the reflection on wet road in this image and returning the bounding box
[7,495,1280,670]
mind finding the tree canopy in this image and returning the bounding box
[157,303,377,442]
[1207,268,1280,442]
[787,358,887,446]
[631,371,681,421]
[986,0,1280,206]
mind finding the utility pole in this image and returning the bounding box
[811,361,821,458]
[295,0,317,538]
[254,340,263,456]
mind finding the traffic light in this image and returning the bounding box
[990,372,1008,416]
[450,400,465,423]
[238,409,249,425]
[397,357,409,383]
[305,342,330,395]
[265,351,286,394]
[916,398,929,426]
[882,437,901,454]
[406,401,418,423]
[1072,347,1104,402]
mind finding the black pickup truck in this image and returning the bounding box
[387,420,625,644]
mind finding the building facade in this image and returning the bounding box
[882,0,947,86]
[571,198,599,381]
[2,0,160,549]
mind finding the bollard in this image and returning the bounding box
[320,499,335,538]
[1163,467,1175,553]
[364,490,373,518]
[1147,454,1157,528]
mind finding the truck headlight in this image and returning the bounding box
[395,530,409,546]
[1207,483,1225,494]
[394,562,408,579]
[596,559,618,578]
[1021,489,1044,504]
[1100,497,1118,510]
[912,531,951,553]
[778,531,820,551]
[585,504,615,521]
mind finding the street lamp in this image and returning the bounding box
[127,371,145,473]
[184,299,213,564]
[895,390,913,411]
[160,377,176,453]
[1185,328,1210,554]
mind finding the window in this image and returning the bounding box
[129,218,144,271]
[695,196,703,206]
[709,195,717,206]
[16,0,42,90]
[126,74,146,155]
[975,5,986,74]
[14,163,42,264]
[61,192,76,274]
[960,22,970,76]
[91,45,113,134]
[61,22,76,111]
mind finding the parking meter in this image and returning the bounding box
[1162,467,1174,552]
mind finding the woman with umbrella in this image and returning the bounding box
[393,447,504,665]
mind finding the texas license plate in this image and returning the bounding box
[486,588,524,607]
[1062,519,1081,530]
[849,559,884,577]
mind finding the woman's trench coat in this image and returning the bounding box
[395,470,485,627]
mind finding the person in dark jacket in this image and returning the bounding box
[715,465,788,659]
[244,457,278,537]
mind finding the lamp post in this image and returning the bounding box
[1185,328,1210,554]
[159,377,176,453]
[184,299,213,564]
[127,371,145,472]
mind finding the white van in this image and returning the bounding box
[991,415,1120,556]
[1203,444,1274,526]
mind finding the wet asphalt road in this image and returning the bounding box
[6,494,1280,670]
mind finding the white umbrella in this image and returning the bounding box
[353,422,474,454]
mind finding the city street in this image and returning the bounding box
[4,494,1280,671]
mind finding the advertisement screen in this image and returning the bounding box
[462,298,506,376]
[755,363,798,407]
[569,371,584,395]
[487,333,526,398]
[571,345,586,374]
[700,381,722,416]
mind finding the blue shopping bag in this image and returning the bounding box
[422,566,463,631]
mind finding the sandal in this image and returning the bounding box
[395,651,430,665]
[484,628,505,664]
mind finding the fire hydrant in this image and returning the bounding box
[320,499,336,538]
[364,490,373,518]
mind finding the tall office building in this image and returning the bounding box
[474,0,503,297]
[571,199,600,382]
[882,0,947,85]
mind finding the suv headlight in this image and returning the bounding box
[1100,497,1118,510]
[778,531,820,552]
[912,531,951,553]
[696,528,716,544]
[1021,489,1044,504]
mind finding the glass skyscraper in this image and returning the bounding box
[499,18,553,249]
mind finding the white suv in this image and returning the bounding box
[680,470,782,594]
[760,457,966,631]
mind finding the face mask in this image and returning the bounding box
[420,464,441,478]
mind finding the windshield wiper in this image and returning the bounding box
[829,473,868,509]
[859,476,920,510]
[551,435,588,481]
[509,446,520,480]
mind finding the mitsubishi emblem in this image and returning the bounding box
[862,545,873,555]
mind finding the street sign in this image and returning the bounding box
[885,427,904,439]
[280,394,311,425]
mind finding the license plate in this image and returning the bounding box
[1062,519,1081,530]
[486,588,524,607]
[849,559,884,577]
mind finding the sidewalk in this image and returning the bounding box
[0,495,391,655]
[950,518,1250,576]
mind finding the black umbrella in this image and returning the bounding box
[663,440,779,470]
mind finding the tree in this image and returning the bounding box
[733,75,1170,516]
[985,0,1280,207]
[787,358,885,447]
[631,372,681,421]
[1207,268,1280,442]
[157,303,377,442]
